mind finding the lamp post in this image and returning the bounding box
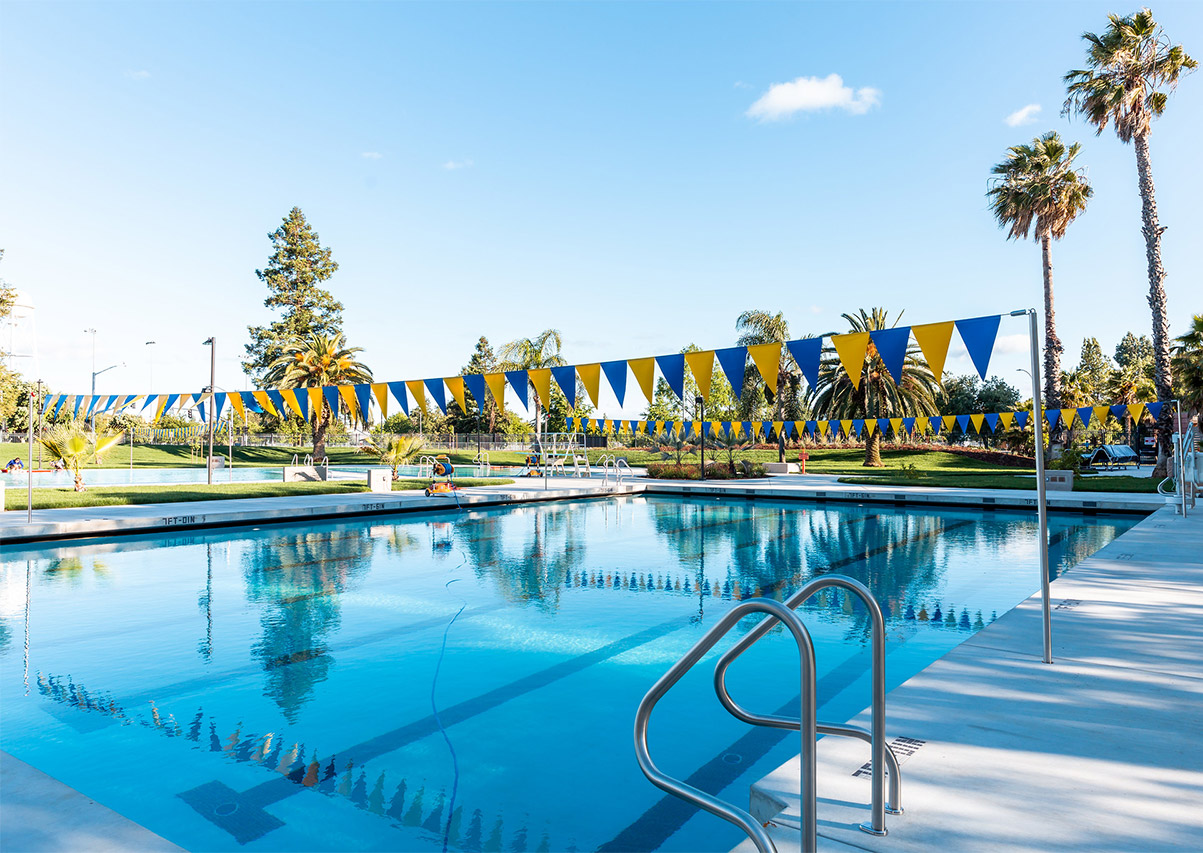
[203,337,215,485]
[696,394,705,481]
[84,328,96,390]
[146,341,157,389]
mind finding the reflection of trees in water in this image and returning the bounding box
[461,507,586,612]
[41,557,109,585]
[242,530,375,721]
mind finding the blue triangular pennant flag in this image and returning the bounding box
[424,379,446,413]
[1146,401,1163,420]
[984,413,999,432]
[902,417,916,435]
[741,421,752,438]
[701,421,712,437]
[267,389,286,418]
[1076,406,1093,428]
[463,374,487,412]
[162,393,180,415]
[655,354,686,400]
[601,361,628,407]
[930,417,942,435]
[956,414,971,433]
[1014,410,1029,429]
[877,418,890,435]
[354,384,373,422]
[720,420,732,436]
[683,420,694,436]
[714,347,748,399]
[850,419,863,436]
[505,371,529,410]
[293,389,309,421]
[1045,409,1060,429]
[320,385,338,417]
[869,327,910,383]
[551,366,576,408]
[804,420,816,437]
[213,392,227,421]
[787,338,823,390]
[828,419,841,435]
[761,421,773,438]
[1110,404,1127,419]
[955,315,1002,380]
[387,381,409,416]
[783,421,796,437]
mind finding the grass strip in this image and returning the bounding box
[4,478,515,510]
[836,473,1158,493]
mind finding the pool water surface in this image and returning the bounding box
[0,496,1137,852]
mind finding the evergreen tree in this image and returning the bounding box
[1076,337,1113,403]
[243,208,344,384]
[1114,331,1154,372]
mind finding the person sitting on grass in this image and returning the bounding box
[4,458,24,472]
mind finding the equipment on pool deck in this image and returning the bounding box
[425,455,458,497]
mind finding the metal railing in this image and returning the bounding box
[635,598,817,853]
[1160,422,1199,517]
[615,457,633,486]
[417,455,438,478]
[714,575,900,835]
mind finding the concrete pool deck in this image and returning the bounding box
[736,503,1203,852]
[0,474,1162,545]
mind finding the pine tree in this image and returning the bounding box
[243,208,344,384]
[1076,337,1113,404]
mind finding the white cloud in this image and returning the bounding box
[809,305,823,314]
[1004,103,1041,127]
[361,152,383,160]
[442,159,474,170]
[993,333,1030,355]
[124,70,151,80]
[746,74,881,120]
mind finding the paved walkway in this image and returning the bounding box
[737,503,1203,852]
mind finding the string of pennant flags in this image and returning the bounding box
[565,401,1166,440]
[36,313,1169,432]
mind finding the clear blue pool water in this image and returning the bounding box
[0,464,514,488]
[0,497,1137,852]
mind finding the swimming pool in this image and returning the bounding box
[0,464,516,488]
[0,497,1137,852]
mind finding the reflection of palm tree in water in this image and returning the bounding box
[243,530,375,720]
[463,506,588,611]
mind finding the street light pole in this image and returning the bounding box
[203,337,215,485]
[84,328,96,395]
[146,341,157,389]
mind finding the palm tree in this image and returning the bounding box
[360,433,427,480]
[38,423,124,491]
[987,131,1093,426]
[263,331,373,463]
[656,428,696,467]
[706,429,753,475]
[499,329,564,437]
[1064,8,1196,474]
[809,308,941,467]
[1172,314,1203,419]
[736,309,804,462]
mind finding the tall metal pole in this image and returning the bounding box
[205,337,215,485]
[1022,308,1053,665]
[27,390,34,523]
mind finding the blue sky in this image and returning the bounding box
[2,1,1200,419]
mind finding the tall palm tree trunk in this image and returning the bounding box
[862,380,882,467]
[775,372,786,463]
[311,401,329,464]
[1040,233,1064,445]
[1134,129,1175,477]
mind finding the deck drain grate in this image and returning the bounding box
[1054,599,1081,611]
[853,737,925,777]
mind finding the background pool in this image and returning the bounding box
[0,497,1137,852]
[0,463,515,488]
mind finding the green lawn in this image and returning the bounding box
[3,478,515,511]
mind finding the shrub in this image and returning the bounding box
[645,462,700,480]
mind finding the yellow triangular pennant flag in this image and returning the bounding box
[371,383,388,419]
[864,419,876,436]
[942,415,957,431]
[528,368,552,409]
[445,376,467,413]
[228,392,246,421]
[406,380,427,413]
[338,385,359,421]
[970,413,985,433]
[637,421,647,434]
[307,387,323,417]
[684,351,714,402]
[911,322,954,382]
[603,418,613,434]
[772,420,784,437]
[746,343,781,394]
[914,416,929,433]
[817,420,829,435]
[1127,403,1145,422]
[628,357,656,402]
[252,390,279,418]
[1093,405,1110,425]
[831,333,871,390]
[709,420,720,437]
[485,373,506,408]
[890,417,903,434]
[999,411,1015,430]
[840,419,854,436]
[577,364,601,408]
[280,388,305,419]
[654,419,665,435]
[1060,408,1077,427]
[154,394,169,421]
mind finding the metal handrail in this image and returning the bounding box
[636,598,817,853]
[418,455,437,478]
[713,575,898,835]
[615,458,633,485]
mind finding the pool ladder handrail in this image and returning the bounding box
[597,454,618,484]
[714,574,901,835]
[614,457,632,485]
[473,450,491,472]
[1158,422,1198,516]
[418,455,438,478]
[635,598,817,853]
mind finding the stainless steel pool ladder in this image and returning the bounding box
[615,457,632,485]
[635,575,900,853]
[473,450,491,471]
[1159,422,1199,516]
[635,598,817,853]
[418,455,438,478]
